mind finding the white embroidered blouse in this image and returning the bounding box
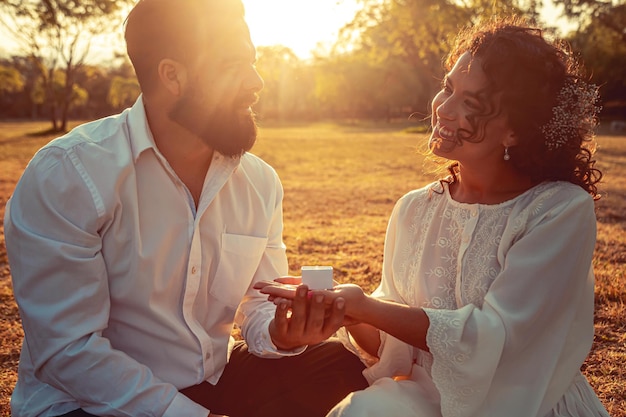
[361,180,609,417]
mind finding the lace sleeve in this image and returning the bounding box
[424,304,505,417]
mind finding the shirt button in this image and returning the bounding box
[191,266,198,274]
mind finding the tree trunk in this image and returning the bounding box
[61,99,70,132]
[61,60,76,132]
[50,102,58,131]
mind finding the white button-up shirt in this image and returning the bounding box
[5,96,295,417]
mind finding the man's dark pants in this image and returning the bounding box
[58,339,368,417]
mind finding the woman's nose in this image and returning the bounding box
[435,96,456,121]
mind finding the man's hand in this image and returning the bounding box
[254,278,372,350]
[261,282,346,350]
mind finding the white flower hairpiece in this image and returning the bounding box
[541,79,601,150]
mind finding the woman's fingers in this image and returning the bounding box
[274,276,302,285]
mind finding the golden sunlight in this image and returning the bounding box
[241,0,359,59]
[0,1,359,64]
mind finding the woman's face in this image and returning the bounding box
[429,51,514,164]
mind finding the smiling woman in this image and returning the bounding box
[241,0,359,59]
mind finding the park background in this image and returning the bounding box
[0,0,625,415]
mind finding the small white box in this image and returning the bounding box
[301,266,334,290]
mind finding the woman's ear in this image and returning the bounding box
[157,58,187,96]
[503,130,517,148]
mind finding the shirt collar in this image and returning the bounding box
[126,94,244,170]
[127,94,158,163]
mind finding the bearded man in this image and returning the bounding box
[4,1,368,416]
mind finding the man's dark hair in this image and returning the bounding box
[124,0,245,93]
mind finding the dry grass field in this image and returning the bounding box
[1,120,624,416]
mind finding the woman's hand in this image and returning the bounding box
[256,278,430,353]
[254,279,367,323]
[253,278,347,350]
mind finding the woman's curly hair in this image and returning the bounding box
[443,17,602,198]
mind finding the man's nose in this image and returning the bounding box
[245,67,264,93]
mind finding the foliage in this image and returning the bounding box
[256,45,317,120]
[566,2,626,119]
[0,65,23,94]
[30,67,87,107]
[0,0,624,123]
[328,0,540,113]
[107,75,140,110]
[556,0,626,44]
[0,0,133,131]
[314,52,384,119]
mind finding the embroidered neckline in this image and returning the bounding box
[434,180,552,209]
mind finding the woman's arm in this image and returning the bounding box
[343,323,380,357]
[256,282,430,352]
[350,296,430,353]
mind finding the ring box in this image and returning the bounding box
[301,266,334,290]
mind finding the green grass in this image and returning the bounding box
[1,120,625,415]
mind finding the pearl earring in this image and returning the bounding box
[503,147,511,161]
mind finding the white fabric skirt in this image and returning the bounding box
[326,368,609,417]
[327,364,441,417]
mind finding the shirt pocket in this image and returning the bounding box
[209,233,268,308]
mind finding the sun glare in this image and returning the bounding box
[241,0,359,59]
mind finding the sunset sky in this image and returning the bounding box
[242,0,360,58]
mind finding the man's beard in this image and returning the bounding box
[168,88,258,158]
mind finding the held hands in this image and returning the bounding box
[253,277,367,350]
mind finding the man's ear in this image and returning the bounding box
[157,58,187,96]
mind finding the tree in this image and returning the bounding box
[555,0,626,44]
[328,0,541,118]
[0,62,25,117]
[108,75,140,111]
[0,56,43,118]
[567,3,626,118]
[314,52,379,119]
[0,63,23,94]
[255,45,320,120]
[30,67,88,118]
[0,0,132,131]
